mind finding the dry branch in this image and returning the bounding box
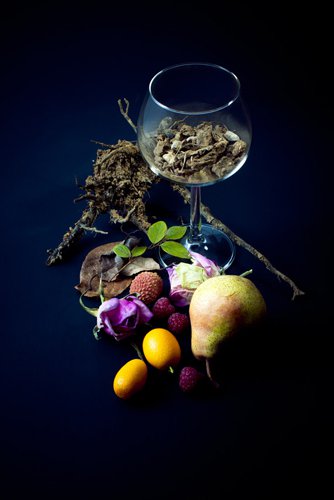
[46,99,305,299]
[172,185,305,299]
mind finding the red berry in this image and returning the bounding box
[179,367,204,393]
[167,312,189,334]
[152,297,175,319]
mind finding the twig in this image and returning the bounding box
[172,184,305,300]
[74,194,96,203]
[117,98,137,134]
[90,139,115,148]
[46,206,98,265]
[78,224,108,235]
[110,203,139,224]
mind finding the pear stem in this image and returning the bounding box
[239,269,253,278]
[205,359,220,389]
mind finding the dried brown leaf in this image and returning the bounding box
[75,241,132,298]
[121,256,160,276]
[75,276,132,299]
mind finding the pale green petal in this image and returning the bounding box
[176,263,208,289]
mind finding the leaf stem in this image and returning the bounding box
[130,341,144,361]
[79,293,99,317]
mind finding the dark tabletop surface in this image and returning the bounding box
[1,2,331,499]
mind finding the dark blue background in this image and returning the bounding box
[1,2,331,498]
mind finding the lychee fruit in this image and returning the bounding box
[152,297,176,319]
[129,271,163,304]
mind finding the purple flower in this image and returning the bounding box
[168,251,221,307]
[97,296,153,340]
[189,251,221,277]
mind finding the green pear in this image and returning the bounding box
[189,274,266,383]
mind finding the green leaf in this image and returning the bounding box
[113,244,131,258]
[131,246,147,257]
[160,241,191,259]
[165,225,187,240]
[147,221,167,244]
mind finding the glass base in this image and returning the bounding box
[159,224,236,270]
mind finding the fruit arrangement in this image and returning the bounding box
[78,222,267,401]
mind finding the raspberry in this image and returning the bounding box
[179,367,204,393]
[152,297,175,319]
[167,312,189,334]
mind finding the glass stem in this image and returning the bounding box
[189,186,203,243]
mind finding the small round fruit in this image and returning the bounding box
[142,328,181,370]
[179,366,204,393]
[113,359,148,400]
[152,297,175,319]
[129,271,163,304]
[167,312,190,334]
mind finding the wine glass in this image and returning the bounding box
[137,62,252,269]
